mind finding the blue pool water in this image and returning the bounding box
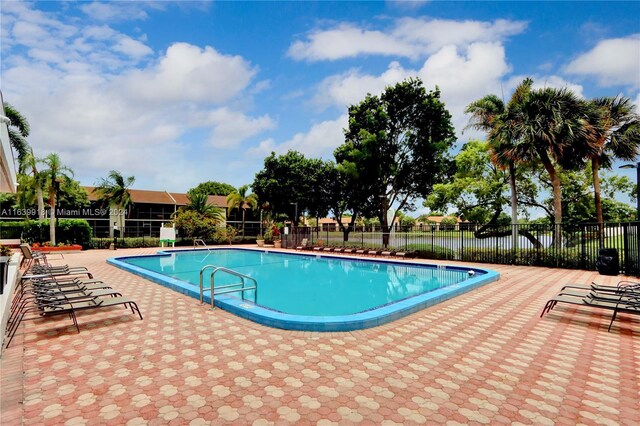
[109,248,499,331]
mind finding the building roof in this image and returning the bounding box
[318,217,353,225]
[84,186,228,208]
[416,216,462,224]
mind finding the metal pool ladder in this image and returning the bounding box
[199,265,258,308]
[194,238,212,262]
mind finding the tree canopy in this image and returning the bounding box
[188,181,236,196]
[227,185,258,235]
[336,77,456,244]
[4,102,30,166]
[252,150,330,223]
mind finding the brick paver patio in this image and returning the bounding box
[1,247,638,425]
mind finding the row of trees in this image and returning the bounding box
[249,77,638,248]
[4,103,141,244]
[5,76,639,249]
[253,78,456,246]
[465,78,639,246]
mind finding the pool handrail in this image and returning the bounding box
[199,264,258,308]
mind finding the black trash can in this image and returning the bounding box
[596,248,619,276]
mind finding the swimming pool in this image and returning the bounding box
[108,248,499,331]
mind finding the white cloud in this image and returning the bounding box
[313,62,410,109]
[394,17,527,53]
[80,2,151,22]
[564,35,640,88]
[386,0,430,11]
[193,108,276,148]
[1,3,271,191]
[249,116,348,159]
[289,24,416,61]
[114,35,153,58]
[288,17,527,61]
[120,43,256,104]
[313,42,511,141]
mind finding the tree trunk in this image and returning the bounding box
[592,158,604,246]
[539,151,562,249]
[509,163,518,252]
[36,186,45,220]
[380,198,390,247]
[49,192,56,245]
[241,209,246,237]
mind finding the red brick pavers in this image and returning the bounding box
[1,247,638,425]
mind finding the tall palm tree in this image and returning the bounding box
[93,170,135,237]
[226,185,258,236]
[503,86,600,246]
[41,153,74,245]
[20,148,46,219]
[183,192,225,221]
[588,96,640,230]
[465,78,534,250]
[3,102,30,167]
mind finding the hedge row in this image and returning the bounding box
[3,220,92,247]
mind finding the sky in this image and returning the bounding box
[1,1,639,214]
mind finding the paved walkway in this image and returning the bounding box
[1,247,638,425]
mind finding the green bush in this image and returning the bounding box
[19,220,92,247]
[461,248,594,269]
[405,244,455,260]
[0,221,25,239]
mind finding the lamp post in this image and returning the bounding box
[619,162,640,221]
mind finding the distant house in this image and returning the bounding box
[415,216,464,231]
[317,217,352,232]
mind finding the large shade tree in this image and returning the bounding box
[226,185,258,236]
[336,77,456,246]
[188,181,236,197]
[93,170,135,237]
[41,153,73,245]
[252,150,327,224]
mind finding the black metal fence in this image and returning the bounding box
[282,222,640,277]
[2,219,638,276]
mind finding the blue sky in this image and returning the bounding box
[1,1,639,213]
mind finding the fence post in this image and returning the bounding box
[622,223,629,276]
[460,226,464,261]
[581,224,586,270]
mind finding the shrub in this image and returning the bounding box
[0,222,25,239]
[405,243,455,260]
[461,248,595,269]
[20,220,92,247]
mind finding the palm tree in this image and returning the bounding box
[183,192,225,221]
[465,78,534,250]
[20,148,46,219]
[588,96,640,232]
[226,185,258,236]
[41,153,74,245]
[503,86,600,246]
[3,102,30,167]
[93,170,135,237]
